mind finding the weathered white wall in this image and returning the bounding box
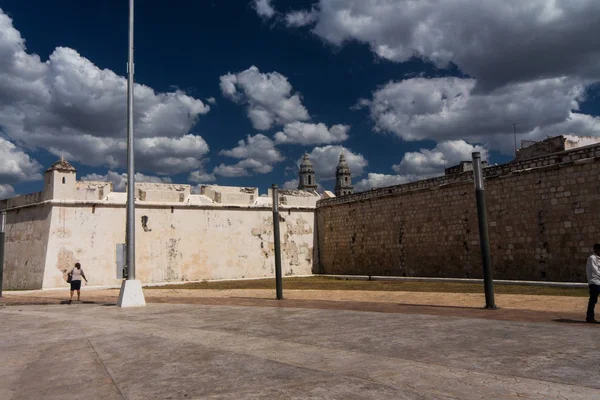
[41,204,315,289]
[2,205,52,290]
[1,165,319,290]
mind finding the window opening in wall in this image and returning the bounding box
[92,205,96,214]
[171,207,174,214]
[345,177,348,182]
[62,177,66,184]
[308,175,312,185]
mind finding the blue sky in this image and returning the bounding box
[1,0,600,198]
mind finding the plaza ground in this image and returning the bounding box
[1,280,598,399]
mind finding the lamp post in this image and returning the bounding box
[117,0,145,307]
[472,152,496,309]
[126,0,136,281]
[272,184,283,300]
[0,211,5,297]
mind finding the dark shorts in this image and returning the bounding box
[70,280,81,291]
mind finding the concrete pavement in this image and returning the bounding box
[1,301,599,399]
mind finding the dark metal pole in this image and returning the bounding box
[513,123,519,158]
[125,0,136,280]
[472,152,496,309]
[272,184,283,300]
[0,211,5,297]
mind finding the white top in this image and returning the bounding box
[586,254,600,285]
[71,267,84,281]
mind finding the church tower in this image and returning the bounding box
[298,153,318,191]
[334,153,353,196]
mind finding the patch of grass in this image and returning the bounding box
[153,276,588,297]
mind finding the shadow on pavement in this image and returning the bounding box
[395,302,479,310]
[553,318,588,324]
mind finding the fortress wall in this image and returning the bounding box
[40,204,315,289]
[316,147,600,282]
[2,205,52,290]
[1,179,318,290]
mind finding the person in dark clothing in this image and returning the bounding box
[586,244,600,323]
[68,262,88,304]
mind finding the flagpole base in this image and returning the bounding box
[117,279,146,308]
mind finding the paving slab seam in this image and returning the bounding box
[8,306,596,399]
[110,312,600,399]
[77,319,455,400]
[3,305,598,399]
[78,323,128,400]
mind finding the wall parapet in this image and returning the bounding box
[0,191,43,210]
[0,198,317,213]
[317,143,600,208]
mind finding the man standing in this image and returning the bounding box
[586,244,600,323]
[69,262,88,304]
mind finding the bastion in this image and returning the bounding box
[0,159,320,290]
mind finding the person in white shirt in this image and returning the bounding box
[586,244,600,323]
[68,262,88,304]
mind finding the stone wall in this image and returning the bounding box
[315,144,600,282]
[40,204,315,289]
[2,205,52,290]
[1,173,319,290]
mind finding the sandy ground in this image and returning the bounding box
[3,287,587,314]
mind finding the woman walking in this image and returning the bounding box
[68,262,88,304]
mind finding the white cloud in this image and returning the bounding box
[393,140,487,176]
[219,66,309,130]
[220,134,283,164]
[81,171,172,192]
[253,0,276,19]
[213,163,251,178]
[274,122,350,145]
[285,9,318,27]
[135,135,210,174]
[354,140,487,192]
[304,145,367,181]
[364,77,600,154]
[188,169,216,184]
[284,0,600,90]
[206,97,216,104]
[354,173,414,192]
[0,137,43,183]
[0,9,211,176]
[0,184,15,199]
[282,179,299,189]
[216,134,284,177]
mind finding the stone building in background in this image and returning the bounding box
[334,153,353,196]
[516,135,600,161]
[297,153,318,191]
